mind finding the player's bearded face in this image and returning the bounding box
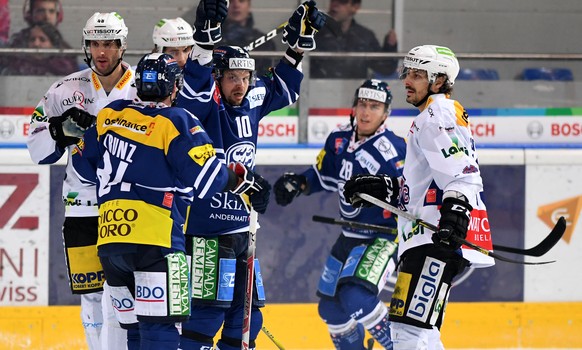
[402,68,430,106]
[220,70,251,106]
[354,99,387,138]
[89,40,123,75]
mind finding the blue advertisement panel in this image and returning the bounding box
[47,165,526,305]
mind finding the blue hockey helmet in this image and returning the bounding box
[353,79,393,107]
[212,45,256,86]
[135,53,181,100]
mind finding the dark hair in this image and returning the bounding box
[24,22,71,49]
[24,0,63,25]
[436,73,454,95]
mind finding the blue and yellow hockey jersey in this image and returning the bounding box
[74,99,233,252]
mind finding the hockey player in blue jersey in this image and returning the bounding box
[72,52,271,350]
[274,79,406,349]
[175,0,326,348]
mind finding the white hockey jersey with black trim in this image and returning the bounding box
[399,93,494,268]
[26,63,136,217]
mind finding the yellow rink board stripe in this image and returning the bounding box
[0,302,580,349]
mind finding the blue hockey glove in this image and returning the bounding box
[282,0,326,51]
[432,197,472,250]
[228,162,272,214]
[193,0,228,45]
[274,173,307,206]
[343,174,400,208]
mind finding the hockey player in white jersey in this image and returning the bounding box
[26,12,135,350]
[274,79,406,349]
[151,17,194,69]
[344,45,494,349]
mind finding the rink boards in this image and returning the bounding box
[0,148,581,348]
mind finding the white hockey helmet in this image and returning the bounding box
[402,45,460,86]
[152,18,194,52]
[82,12,128,50]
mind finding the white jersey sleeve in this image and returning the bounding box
[26,65,137,217]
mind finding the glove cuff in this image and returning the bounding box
[282,47,304,68]
[442,196,473,212]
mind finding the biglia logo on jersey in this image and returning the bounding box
[538,195,580,243]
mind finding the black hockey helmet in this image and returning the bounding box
[353,79,393,107]
[212,45,256,86]
[135,53,182,100]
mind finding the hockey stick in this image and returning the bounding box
[493,217,566,257]
[244,6,337,52]
[312,214,566,257]
[244,21,287,52]
[241,209,258,350]
[356,193,556,265]
[312,215,397,235]
[261,326,285,350]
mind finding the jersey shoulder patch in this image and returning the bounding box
[453,100,469,127]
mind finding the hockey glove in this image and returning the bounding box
[343,174,400,208]
[228,162,272,214]
[48,108,96,148]
[274,173,307,206]
[282,0,327,51]
[432,197,473,250]
[193,0,229,46]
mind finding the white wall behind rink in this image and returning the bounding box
[3,147,582,166]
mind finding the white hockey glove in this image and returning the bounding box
[193,0,229,46]
[282,0,326,51]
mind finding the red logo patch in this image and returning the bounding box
[426,189,437,203]
[162,192,174,208]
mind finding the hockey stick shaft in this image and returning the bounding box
[312,215,397,235]
[261,326,285,350]
[244,22,287,52]
[241,209,258,350]
[356,193,555,265]
[313,214,565,257]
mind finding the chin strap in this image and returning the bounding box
[414,83,433,108]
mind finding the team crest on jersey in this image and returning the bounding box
[226,141,255,168]
[334,138,347,154]
[373,136,398,161]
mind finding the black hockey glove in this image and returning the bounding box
[228,162,272,214]
[274,173,307,206]
[193,0,229,46]
[343,174,399,208]
[48,108,96,148]
[432,197,473,250]
[282,0,326,51]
